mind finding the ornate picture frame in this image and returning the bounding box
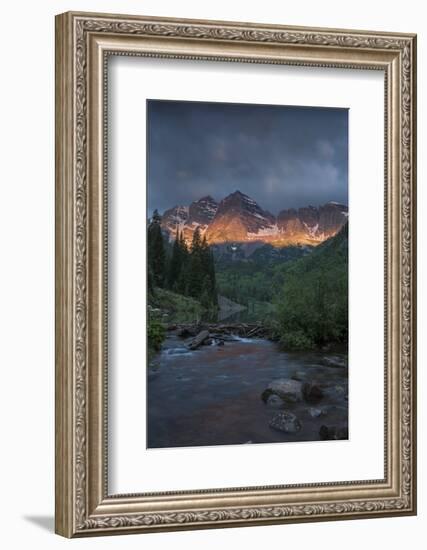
[55,11,417,537]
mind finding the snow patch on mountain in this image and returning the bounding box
[248,224,281,238]
[159,190,348,246]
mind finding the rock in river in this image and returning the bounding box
[302,382,324,404]
[261,378,303,404]
[269,412,302,433]
[308,407,324,418]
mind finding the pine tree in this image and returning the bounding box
[187,254,203,298]
[200,276,212,309]
[167,229,182,290]
[191,226,202,253]
[176,231,190,294]
[147,265,155,295]
[147,209,166,287]
[160,223,218,308]
[200,235,218,306]
[186,227,203,298]
[207,246,218,306]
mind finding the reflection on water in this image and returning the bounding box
[147,334,348,449]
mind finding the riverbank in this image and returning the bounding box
[147,332,348,449]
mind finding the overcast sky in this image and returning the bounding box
[147,100,348,216]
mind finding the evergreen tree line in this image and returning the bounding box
[276,223,348,350]
[147,210,218,309]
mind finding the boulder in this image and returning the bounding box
[187,330,210,350]
[269,412,302,433]
[262,378,303,404]
[302,382,324,404]
[308,407,324,418]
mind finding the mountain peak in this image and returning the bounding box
[228,189,249,199]
[206,190,275,243]
[195,195,216,203]
[222,190,258,205]
[160,193,348,247]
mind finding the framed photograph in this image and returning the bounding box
[55,11,417,537]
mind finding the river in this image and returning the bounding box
[147,333,348,449]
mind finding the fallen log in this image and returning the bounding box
[187,330,210,350]
[247,326,263,337]
[173,323,272,340]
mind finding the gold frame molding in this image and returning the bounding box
[55,11,417,538]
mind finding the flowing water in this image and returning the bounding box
[147,334,348,448]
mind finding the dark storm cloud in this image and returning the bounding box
[147,100,348,216]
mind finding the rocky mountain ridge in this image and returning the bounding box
[160,190,348,247]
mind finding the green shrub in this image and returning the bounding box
[279,330,315,351]
[148,316,165,352]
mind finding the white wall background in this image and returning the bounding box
[0,0,424,548]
